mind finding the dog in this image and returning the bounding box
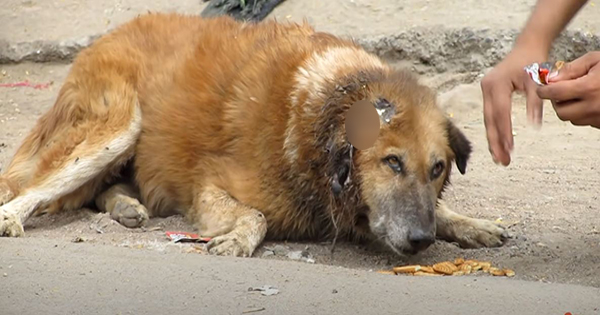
[0,13,506,257]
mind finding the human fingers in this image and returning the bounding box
[523,72,544,127]
[551,99,591,124]
[558,109,600,128]
[570,116,600,127]
[537,76,589,102]
[491,83,515,157]
[548,51,600,83]
[482,78,514,166]
[482,84,502,164]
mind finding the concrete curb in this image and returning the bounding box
[2,238,600,315]
[2,27,600,73]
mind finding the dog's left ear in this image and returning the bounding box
[445,119,472,175]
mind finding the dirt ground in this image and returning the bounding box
[1,0,600,301]
[3,0,600,43]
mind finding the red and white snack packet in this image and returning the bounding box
[165,231,212,243]
[524,60,565,86]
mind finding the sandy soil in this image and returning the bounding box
[2,61,600,289]
[1,0,600,308]
[3,0,600,43]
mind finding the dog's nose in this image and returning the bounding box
[408,229,435,252]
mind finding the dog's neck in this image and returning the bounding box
[278,46,392,238]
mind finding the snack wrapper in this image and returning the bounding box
[165,231,212,243]
[524,60,565,86]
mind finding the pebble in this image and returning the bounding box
[261,250,275,258]
[287,250,315,264]
[287,250,304,260]
[3,273,7,277]
[272,245,289,256]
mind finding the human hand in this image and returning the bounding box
[481,49,547,166]
[536,52,600,128]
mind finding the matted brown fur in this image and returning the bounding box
[0,13,506,257]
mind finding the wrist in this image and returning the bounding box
[508,40,550,64]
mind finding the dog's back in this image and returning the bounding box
[125,14,362,218]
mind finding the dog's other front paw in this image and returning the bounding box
[450,218,508,249]
[0,210,24,237]
[205,232,256,257]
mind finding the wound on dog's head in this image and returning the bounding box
[344,99,382,150]
[374,97,396,124]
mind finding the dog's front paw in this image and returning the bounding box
[205,232,256,257]
[451,218,507,249]
[0,210,24,237]
[111,199,149,228]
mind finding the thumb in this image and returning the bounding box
[549,53,600,83]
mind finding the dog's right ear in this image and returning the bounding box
[445,119,472,175]
[328,142,354,196]
[331,162,350,196]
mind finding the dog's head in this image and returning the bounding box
[330,69,472,255]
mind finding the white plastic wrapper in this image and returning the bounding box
[524,61,565,86]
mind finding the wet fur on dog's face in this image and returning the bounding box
[348,71,472,255]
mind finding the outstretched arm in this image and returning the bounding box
[481,0,589,166]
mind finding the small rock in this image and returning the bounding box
[3,273,7,277]
[287,250,315,263]
[272,245,289,256]
[249,285,279,296]
[261,250,275,258]
[332,289,338,294]
[72,236,85,243]
[287,250,304,261]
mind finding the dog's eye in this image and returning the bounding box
[431,161,445,180]
[384,155,403,174]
